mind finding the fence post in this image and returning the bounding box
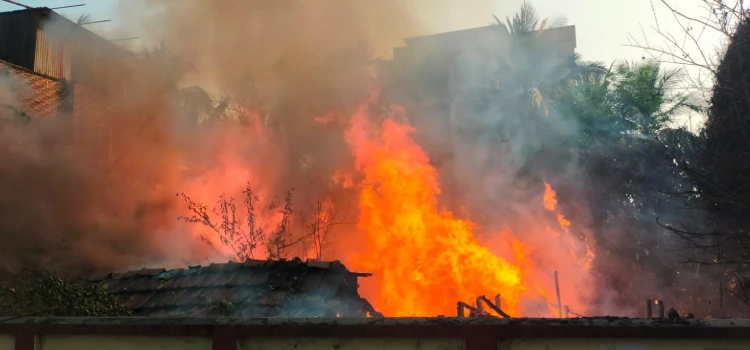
[655,300,665,318]
[475,296,484,316]
[554,271,563,318]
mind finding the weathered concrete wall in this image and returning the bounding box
[20,336,750,350]
[501,338,750,350]
[239,337,464,350]
[35,335,211,350]
[0,335,13,350]
[1,317,749,350]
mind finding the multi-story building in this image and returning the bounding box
[0,6,127,82]
[0,7,129,165]
[387,24,577,107]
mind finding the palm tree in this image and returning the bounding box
[556,61,621,145]
[557,60,696,146]
[475,1,598,169]
[611,61,693,135]
[489,1,601,122]
[496,1,548,35]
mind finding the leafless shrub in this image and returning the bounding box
[299,200,353,261]
[265,190,295,260]
[626,0,748,114]
[178,183,277,260]
[653,6,750,312]
[179,184,350,261]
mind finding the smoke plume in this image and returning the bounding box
[0,0,716,317]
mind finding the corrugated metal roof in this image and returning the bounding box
[0,7,131,82]
[0,8,42,70]
[85,259,381,318]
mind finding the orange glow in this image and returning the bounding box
[556,214,571,231]
[344,97,528,316]
[313,112,342,125]
[175,94,595,318]
[179,112,286,260]
[543,183,558,211]
[543,182,596,272]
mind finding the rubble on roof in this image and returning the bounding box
[85,258,381,318]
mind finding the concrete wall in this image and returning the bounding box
[0,317,749,350]
[24,336,465,350]
[239,337,465,350]
[0,335,12,350]
[16,336,750,350]
[501,339,750,350]
[35,335,211,350]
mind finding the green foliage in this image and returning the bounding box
[499,1,545,34]
[556,61,620,143]
[0,270,131,317]
[612,62,692,134]
[557,60,693,147]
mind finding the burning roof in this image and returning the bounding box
[85,258,381,318]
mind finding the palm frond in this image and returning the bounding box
[530,87,549,117]
[549,17,568,28]
[537,18,549,32]
[506,1,541,34]
[76,13,91,25]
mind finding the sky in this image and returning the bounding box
[0,0,728,65]
[0,0,117,32]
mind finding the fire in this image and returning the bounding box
[543,183,558,211]
[542,182,596,271]
[173,91,595,317]
[543,182,571,231]
[344,99,527,316]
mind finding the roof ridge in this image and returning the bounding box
[403,24,576,43]
[85,258,370,282]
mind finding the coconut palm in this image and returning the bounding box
[555,61,621,145]
[612,62,694,135]
[477,1,605,171]
[490,2,577,117]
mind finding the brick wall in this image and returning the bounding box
[1,61,60,118]
[1,60,112,165]
[1,60,111,119]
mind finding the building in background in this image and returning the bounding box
[387,25,577,106]
[0,7,127,82]
[0,7,129,166]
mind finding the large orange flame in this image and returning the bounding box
[543,182,595,271]
[176,91,595,317]
[344,99,529,316]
